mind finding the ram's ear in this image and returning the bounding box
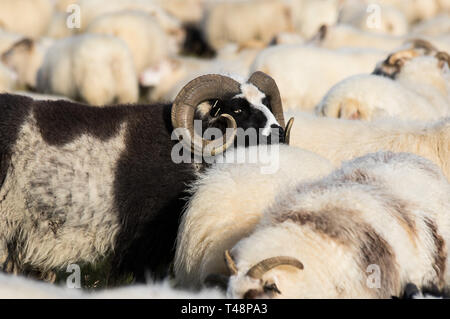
[436,52,450,70]
[1,38,35,64]
[316,24,328,41]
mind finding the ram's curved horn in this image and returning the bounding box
[224,250,238,276]
[284,117,294,145]
[387,49,420,66]
[172,74,241,156]
[247,71,286,128]
[407,38,437,54]
[246,256,304,279]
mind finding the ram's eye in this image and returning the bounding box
[263,282,281,295]
[234,109,242,114]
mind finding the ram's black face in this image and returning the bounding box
[200,97,285,147]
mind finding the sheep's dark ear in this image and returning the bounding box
[8,38,34,52]
[308,25,328,44]
[436,52,450,69]
[317,25,328,41]
[1,38,35,63]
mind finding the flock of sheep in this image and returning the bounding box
[0,0,449,299]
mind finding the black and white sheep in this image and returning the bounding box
[0,71,290,283]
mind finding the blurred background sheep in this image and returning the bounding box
[0,0,449,298]
[0,0,447,111]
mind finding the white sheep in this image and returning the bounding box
[36,34,138,105]
[311,24,450,53]
[226,151,450,298]
[202,0,293,51]
[153,0,205,24]
[0,273,224,299]
[76,0,185,50]
[0,30,22,55]
[438,0,450,12]
[339,2,409,36]
[0,0,54,38]
[284,0,340,38]
[86,10,169,74]
[411,14,450,37]
[316,52,450,121]
[174,144,334,289]
[377,0,439,23]
[249,44,386,111]
[46,11,76,39]
[316,74,446,121]
[54,0,78,12]
[286,111,450,181]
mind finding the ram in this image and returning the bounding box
[374,51,450,112]
[286,111,450,181]
[0,71,289,283]
[174,144,333,289]
[316,50,450,121]
[225,151,450,298]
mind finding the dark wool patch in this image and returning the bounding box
[274,207,400,298]
[33,99,130,146]
[0,94,32,190]
[424,217,447,289]
[111,103,196,281]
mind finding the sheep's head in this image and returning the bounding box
[372,39,438,78]
[171,72,294,157]
[206,250,304,299]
